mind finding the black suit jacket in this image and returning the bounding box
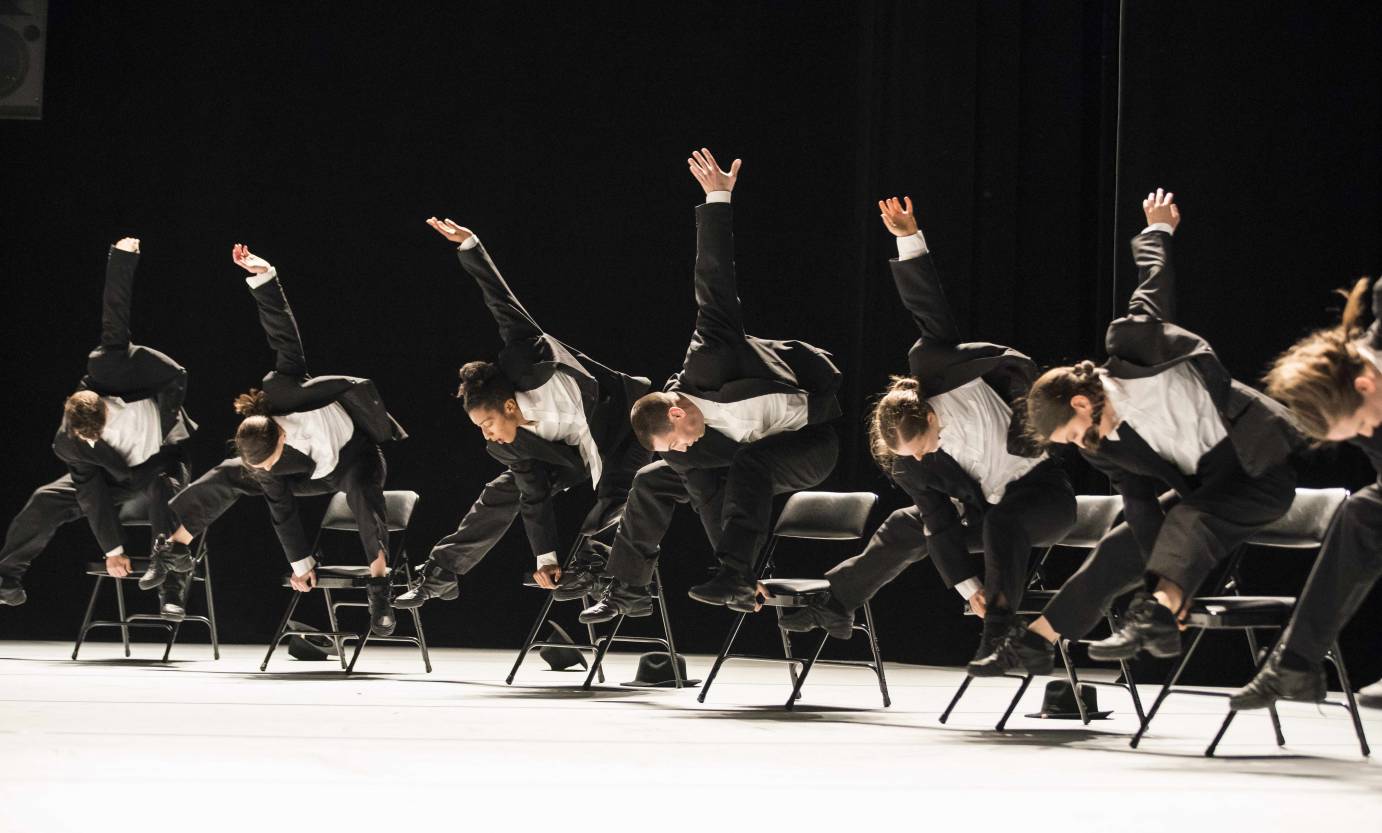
[1083,229,1304,553]
[51,246,196,552]
[456,241,651,556]
[663,202,842,475]
[249,273,406,443]
[881,246,1047,579]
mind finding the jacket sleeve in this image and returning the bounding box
[98,246,139,350]
[1126,231,1177,323]
[248,273,309,378]
[507,457,562,558]
[889,252,961,347]
[1082,449,1165,557]
[689,203,746,348]
[67,459,125,555]
[456,242,545,348]
[259,473,315,565]
[910,485,971,588]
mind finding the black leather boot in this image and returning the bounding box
[970,608,1014,664]
[552,541,609,602]
[967,619,1055,677]
[778,595,854,640]
[392,559,459,609]
[1087,592,1180,661]
[366,576,396,637]
[0,575,27,606]
[688,567,758,611]
[139,535,195,590]
[579,580,653,624]
[1229,652,1327,710]
[158,571,189,622]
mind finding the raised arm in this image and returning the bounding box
[880,196,961,346]
[234,243,308,378]
[84,237,186,396]
[425,218,544,345]
[1125,189,1182,322]
[687,148,745,345]
[99,238,140,350]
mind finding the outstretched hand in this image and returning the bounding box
[878,196,918,237]
[114,237,140,253]
[425,217,474,245]
[232,243,272,275]
[1142,188,1181,230]
[688,147,741,195]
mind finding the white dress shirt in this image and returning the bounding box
[1100,364,1227,476]
[90,396,163,557]
[273,403,356,480]
[930,378,1046,504]
[684,393,809,445]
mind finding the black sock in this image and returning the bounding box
[1279,649,1313,671]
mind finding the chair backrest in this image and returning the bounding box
[1059,494,1125,549]
[117,494,152,527]
[319,490,420,533]
[1246,487,1348,549]
[772,491,878,541]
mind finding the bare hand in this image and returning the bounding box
[1142,188,1181,230]
[105,554,132,578]
[969,588,988,619]
[426,217,474,245]
[533,564,562,590]
[878,196,918,237]
[232,243,272,275]
[688,147,741,195]
[752,581,772,613]
[289,569,317,592]
[114,237,140,253]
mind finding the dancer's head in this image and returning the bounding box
[64,390,107,443]
[1266,278,1382,442]
[233,389,285,469]
[630,392,705,452]
[458,361,522,444]
[1026,360,1109,450]
[868,376,938,466]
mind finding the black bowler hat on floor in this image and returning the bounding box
[1025,679,1112,720]
[286,620,335,662]
[621,652,700,688]
[538,621,589,671]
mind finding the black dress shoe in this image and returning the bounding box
[688,568,758,611]
[1087,593,1180,661]
[967,620,1055,677]
[778,597,854,640]
[1229,653,1327,711]
[393,560,458,609]
[365,576,396,637]
[970,609,1014,664]
[0,576,27,606]
[139,536,195,590]
[158,571,189,622]
[578,581,653,624]
[552,570,605,602]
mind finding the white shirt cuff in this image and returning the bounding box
[245,266,277,289]
[105,545,125,558]
[457,236,480,251]
[705,190,731,204]
[895,230,929,260]
[535,552,559,569]
[290,554,317,576]
[1142,222,1175,236]
[955,577,982,600]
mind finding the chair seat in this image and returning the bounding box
[760,578,831,607]
[279,565,395,590]
[1185,595,1295,628]
[85,558,153,576]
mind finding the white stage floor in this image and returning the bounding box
[1,641,1378,832]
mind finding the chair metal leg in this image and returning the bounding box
[162,570,195,662]
[862,602,890,707]
[1131,628,1207,748]
[260,592,301,672]
[1058,640,1091,725]
[1327,643,1372,757]
[506,590,557,685]
[1266,702,1287,747]
[996,675,1034,731]
[411,607,432,673]
[201,545,220,660]
[653,572,683,689]
[783,631,830,711]
[323,588,347,670]
[1105,611,1145,721]
[72,576,104,660]
[585,594,605,684]
[776,607,802,695]
[939,675,973,724]
[584,615,625,690]
[697,610,749,704]
[1206,709,1238,757]
[344,629,368,673]
[114,579,131,657]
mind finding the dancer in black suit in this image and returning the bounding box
[776,197,1075,652]
[581,149,842,622]
[160,245,406,636]
[392,218,651,609]
[0,238,196,617]
[1229,275,1382,708]
[970,190,1302,676]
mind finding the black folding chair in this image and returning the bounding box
[72,494,219,661]
[939,494,1146,730]
[261,490,429,674]
[1128,487,1370,756]
[697,491,883,710]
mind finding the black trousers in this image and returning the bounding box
[825,463,1076,612]
[1282,483,1382,662]
[0,458,184,579]
[169,439,387,565]
[605,424,839,586]
[1044,451,1296,639]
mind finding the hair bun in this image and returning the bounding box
[458,360,499,390]
[233,388,270,417]
[887,375,921,393]
[1072,360,1098,379]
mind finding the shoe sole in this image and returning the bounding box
[0,594,27,606]
[162,609,186,623]
[687,588,728,606]
[578,606,652,625]
[138,574,167,591]
[1088,636,1181,663]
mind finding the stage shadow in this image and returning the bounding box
[3,656,196,668]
